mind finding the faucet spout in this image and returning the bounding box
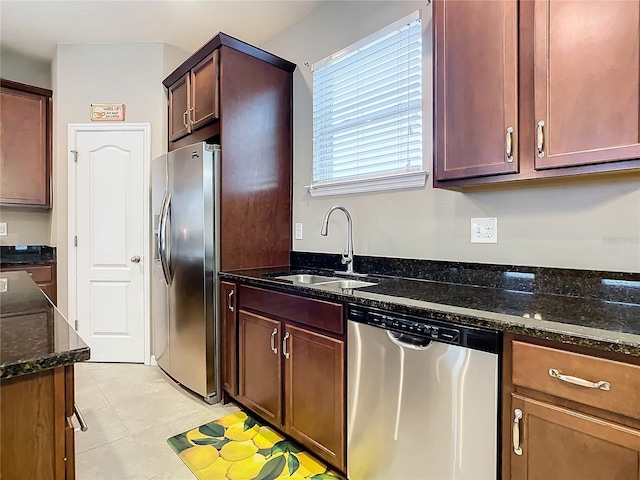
[320,205,354,274]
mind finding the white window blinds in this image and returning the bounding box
[312,12,423,193]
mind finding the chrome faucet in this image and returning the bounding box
[320,205,354,274]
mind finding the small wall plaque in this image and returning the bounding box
[91,103,125,121]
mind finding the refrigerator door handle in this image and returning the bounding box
[158,191,172,285]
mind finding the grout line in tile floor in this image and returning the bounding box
[74,362,240,480]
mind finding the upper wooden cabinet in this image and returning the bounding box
[0,79,52,208]
[168,74,190,142]
[163,33,295,271]
[434,0,640,187]
[434,0,519,180]
[168,51,219,143]
[533,0,640,169]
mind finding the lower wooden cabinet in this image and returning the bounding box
[1,263,57,304]
[221,281,238,397]
[503,335,640,479]
[284,324,344,470]
[0,365,76,479]
[231,284,347,473]
[238,311,282,423]
[510,394,640,480]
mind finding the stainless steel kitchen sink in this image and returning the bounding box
[275,274,341,284]
[329,279,377,289]
[274,274,377,289]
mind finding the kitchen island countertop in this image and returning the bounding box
[220,265,640,357]
[0,271,89,379]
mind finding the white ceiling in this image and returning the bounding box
[0,0,323,63]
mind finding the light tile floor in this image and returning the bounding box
[74,362,240,480]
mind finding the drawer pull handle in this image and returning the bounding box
[270,328,278,354]
[548,368,611,391]
[513,408,523,455]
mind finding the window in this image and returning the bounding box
[310,12,424,197]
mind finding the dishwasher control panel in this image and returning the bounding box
[348,305,500,353]
[368,312,461,344]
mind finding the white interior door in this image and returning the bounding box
[73,127,147,362]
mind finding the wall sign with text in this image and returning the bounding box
[91,103,126,121]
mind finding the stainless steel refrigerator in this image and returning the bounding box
[151,142,220,403]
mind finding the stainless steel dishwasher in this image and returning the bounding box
[347,305,500,480]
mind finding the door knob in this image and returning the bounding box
[131,255,141,263]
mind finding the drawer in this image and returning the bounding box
[512,341,640,420]
[23,266,53,283]
[238,285,344,335]
[1,265,53,282]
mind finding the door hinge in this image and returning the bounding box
[74,235,78,247]
[75,319,78,330]
[71,150,78,163]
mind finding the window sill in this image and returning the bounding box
[307,170,428,197]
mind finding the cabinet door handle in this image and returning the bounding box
[282,332,290,359]
[513,408,523,456]
[182,110,188,129]
[72,402,88,432]
[548,368,611,391]
[270,328,278,354]
[536,120,545,158]
[228,290,234,312]
[188,107,194,125]
[505,127,514,163]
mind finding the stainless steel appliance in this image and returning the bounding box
[347,305,500,479]
[151,142,220,403]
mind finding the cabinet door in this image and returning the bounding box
[0,367,70,479]
[284,324,345,471]
[168,73,191,142]
[509,394,640,480]
[190,50,219,131]
[63,365,75,480]
[0,85,51,207]
[534,0,640,169]
[221,281,238,396]
[238,311,282,424]
[434,0,518,181]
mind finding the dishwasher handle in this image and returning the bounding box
[387,331,432,350]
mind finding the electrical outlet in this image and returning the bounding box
[295,223,303,240]
[471,217,497,244]
[0,223,6,236]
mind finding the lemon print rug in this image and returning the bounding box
[167,411,342,480]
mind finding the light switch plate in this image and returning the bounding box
[0,278,7,293]
[295,223,303,240]
[0,223,6,236]
[471,217,498,244]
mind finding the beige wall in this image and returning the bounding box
[0,48,53,245]
[262,1,640,273]
[53,43,189,315]
[1,47,51,88]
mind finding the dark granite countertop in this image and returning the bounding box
[0,245,56,266]
[0,271,89,379]
[220,261,640,357]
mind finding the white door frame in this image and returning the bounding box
[68,123,152,364]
